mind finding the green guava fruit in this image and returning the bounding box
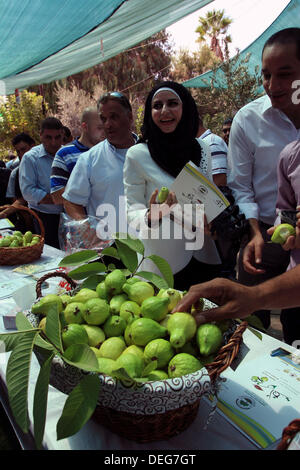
[140,296,169,322]
[31,294,64,316]
[119,300,141,324]
[0,237,11,247]
[90,346,102,358]
[271,223,296,244]
[82,298,110,325]
[61,324,89,350]
[120,345,145,362]
[167,312,197,349]
[23,231,33,243]
[115,352,144,378]
[147,370,169,381]
[97,357,117,376]
[157,288,183,312]
[122,281,155,305]
[130,318,167,346]
[59,293,73,309]
[38,317,47,334]
[95,280,110,301]
[124,324,134,345]
[82,325,105,347]
[109,293,128,314]
[143,338,174,369]
[196,323,223,357]
[63,302,86,324]
[157,186,169,203]
[98,336,126,360]
[168,353,203,378]
[159,314,172,328]
[70,288,98,304]
[103,315,126,337]
[104,269,126,296]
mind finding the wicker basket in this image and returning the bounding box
[0,205,45,265]
[31,271,248,443]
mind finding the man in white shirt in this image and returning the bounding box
[62,92,136,241]
[227,28,300,334]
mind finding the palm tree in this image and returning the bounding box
[196,9,232,61]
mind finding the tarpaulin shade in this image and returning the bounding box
[0,0,213,95]
[183,0,299,89]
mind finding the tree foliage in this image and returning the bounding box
[54,82,105,138]
[192,46,263,135]
[170,44,220,83]
[0,90,47,159]
[196,9,232,61]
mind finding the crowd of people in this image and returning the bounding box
[1,27,300,346]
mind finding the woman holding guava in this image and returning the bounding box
[123,81,221,291]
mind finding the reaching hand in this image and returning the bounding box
[172,278,259,324]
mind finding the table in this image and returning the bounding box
[0,246,297,451]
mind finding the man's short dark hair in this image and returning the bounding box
[40,117,63,133]
[262,27,300,60]
[12,132,35,147]
[62,126,72,138]
[97,92,132,113]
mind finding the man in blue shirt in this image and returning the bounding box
[50,107,104,204]
[62,92,136,245]
[19,117,64,248]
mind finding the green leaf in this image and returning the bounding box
[15,312,55,351]
[142,360,158,377]
[0,329,39,353]
[111,367,135,384]
[56,374,100,440]
[58,250,99,267]
[114,233,145,256]
[62,344,99,372]
[81,274,106,290]
[68,262,106,280]
[135,271,169,290]
[100,246,120,260]
[244,315,266,332]
[247,327,263,341]
[33,352,54,449]
[15,311,34,331]
[115,240,138,273]
[6,330,39,433]
[146,255,174,288]
[45,304,63,352]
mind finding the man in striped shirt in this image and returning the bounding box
[50,107,104,204]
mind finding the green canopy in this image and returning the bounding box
[183,0,299,89]
[0,0,213,95]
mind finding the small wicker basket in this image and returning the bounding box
[32,271,248,443]
[0,205,45,265]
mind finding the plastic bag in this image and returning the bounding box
[58,212,113,255]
